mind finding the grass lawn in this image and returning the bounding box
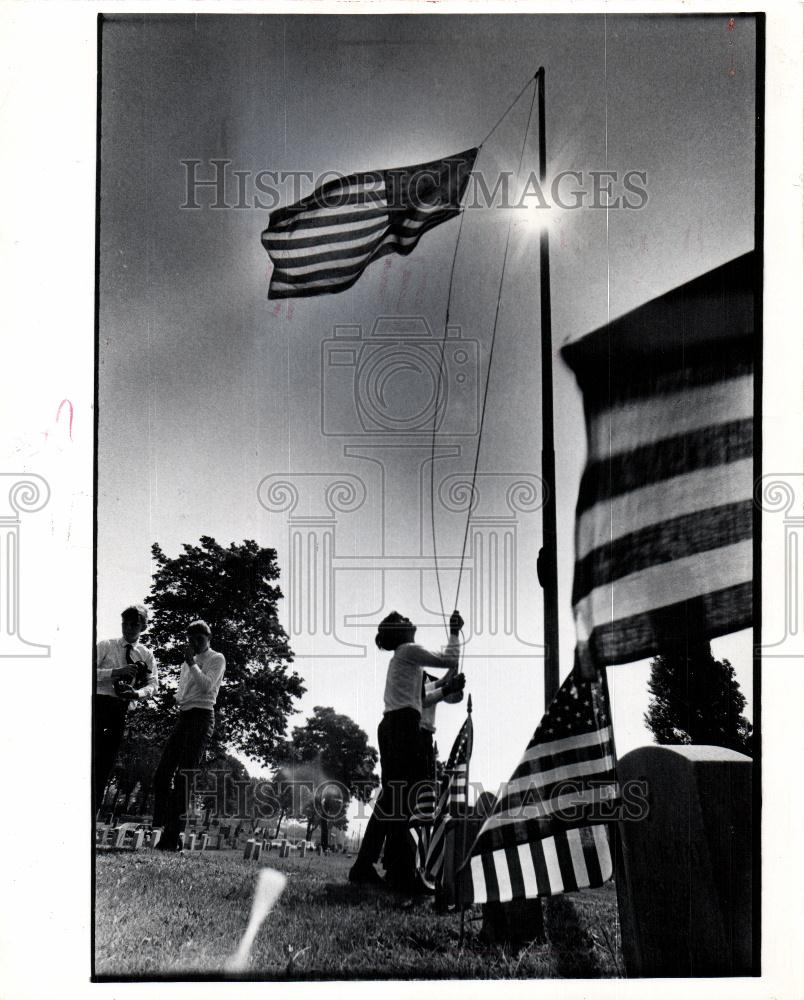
[94,849,623,979]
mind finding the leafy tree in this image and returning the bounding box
[644,639,753,755]
[143,536,306,768]
[196,751,251,824]
[283,705,379,801]
[107,728,163,815]
[276,706,379,847]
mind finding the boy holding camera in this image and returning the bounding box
[94,604,158,814]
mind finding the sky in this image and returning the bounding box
[97,13,757,810]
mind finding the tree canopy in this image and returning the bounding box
[644,639,753,755]
[142,536,306,767]
[281,705,379,803]
[274,706,378,846]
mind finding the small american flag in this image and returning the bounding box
[424,713,473,882]
[261,148,477,299]
[461,666,616,905]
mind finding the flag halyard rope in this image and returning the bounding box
[429,73,541,637]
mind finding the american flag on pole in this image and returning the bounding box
[560,253,755,668]
[461,666,616,904]
[409,774,437,884]
[424,712,473,882]
[261,148,478,299]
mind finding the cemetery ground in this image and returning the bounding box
[95,849,623,978]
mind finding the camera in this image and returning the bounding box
[114,660,149,698]
[321,317,479,436]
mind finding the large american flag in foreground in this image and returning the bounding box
[261,148,478,299]
[560,253,755,668]
[424,712,473,883]
[461,666,616,905]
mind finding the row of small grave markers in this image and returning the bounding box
[243,837,321,861]
[95,822,347,858]
[95,822,240,852]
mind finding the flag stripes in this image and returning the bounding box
[423,714,473,882]
[575,460,752,562]
[572,500,753,605]
[585,375,753,460]
[262,149,478,298]
[575,419,753,515]
[469,669,615,860]
[579,580,753,668]
[565,312,754,413]
[476,785,618,838]
[449,763,468,810]
[561,252,755,667]
[424,816,449,879]
[466,825,612,905]
[462,666,617,906]
[409,825,434,888]
[573,544,752,649]
[410,780,437,824]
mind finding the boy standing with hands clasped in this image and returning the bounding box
[152,620,225,851]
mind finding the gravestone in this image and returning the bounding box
[131,829,145,850]
[186,833,196,852]
[244,839,255,860]
[114,823,135,848]
[616,744,753,977]
[147,829,162,849]
[200,834,209,852]
[252,841,262,861]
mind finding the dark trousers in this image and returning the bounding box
[420,730,435,783]
[94,695,129,813]
[359,725,435,868]
[354,708,421,888]
[152,708,214,847]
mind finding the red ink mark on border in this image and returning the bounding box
[56,399,74,441]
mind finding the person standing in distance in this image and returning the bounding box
[94,604,158,816]
[152,620,225,851]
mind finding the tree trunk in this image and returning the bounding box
[274,808,285,839]
[320,817,329,851]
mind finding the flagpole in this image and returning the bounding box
[458,693,472,947]
[535,66,561,705]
